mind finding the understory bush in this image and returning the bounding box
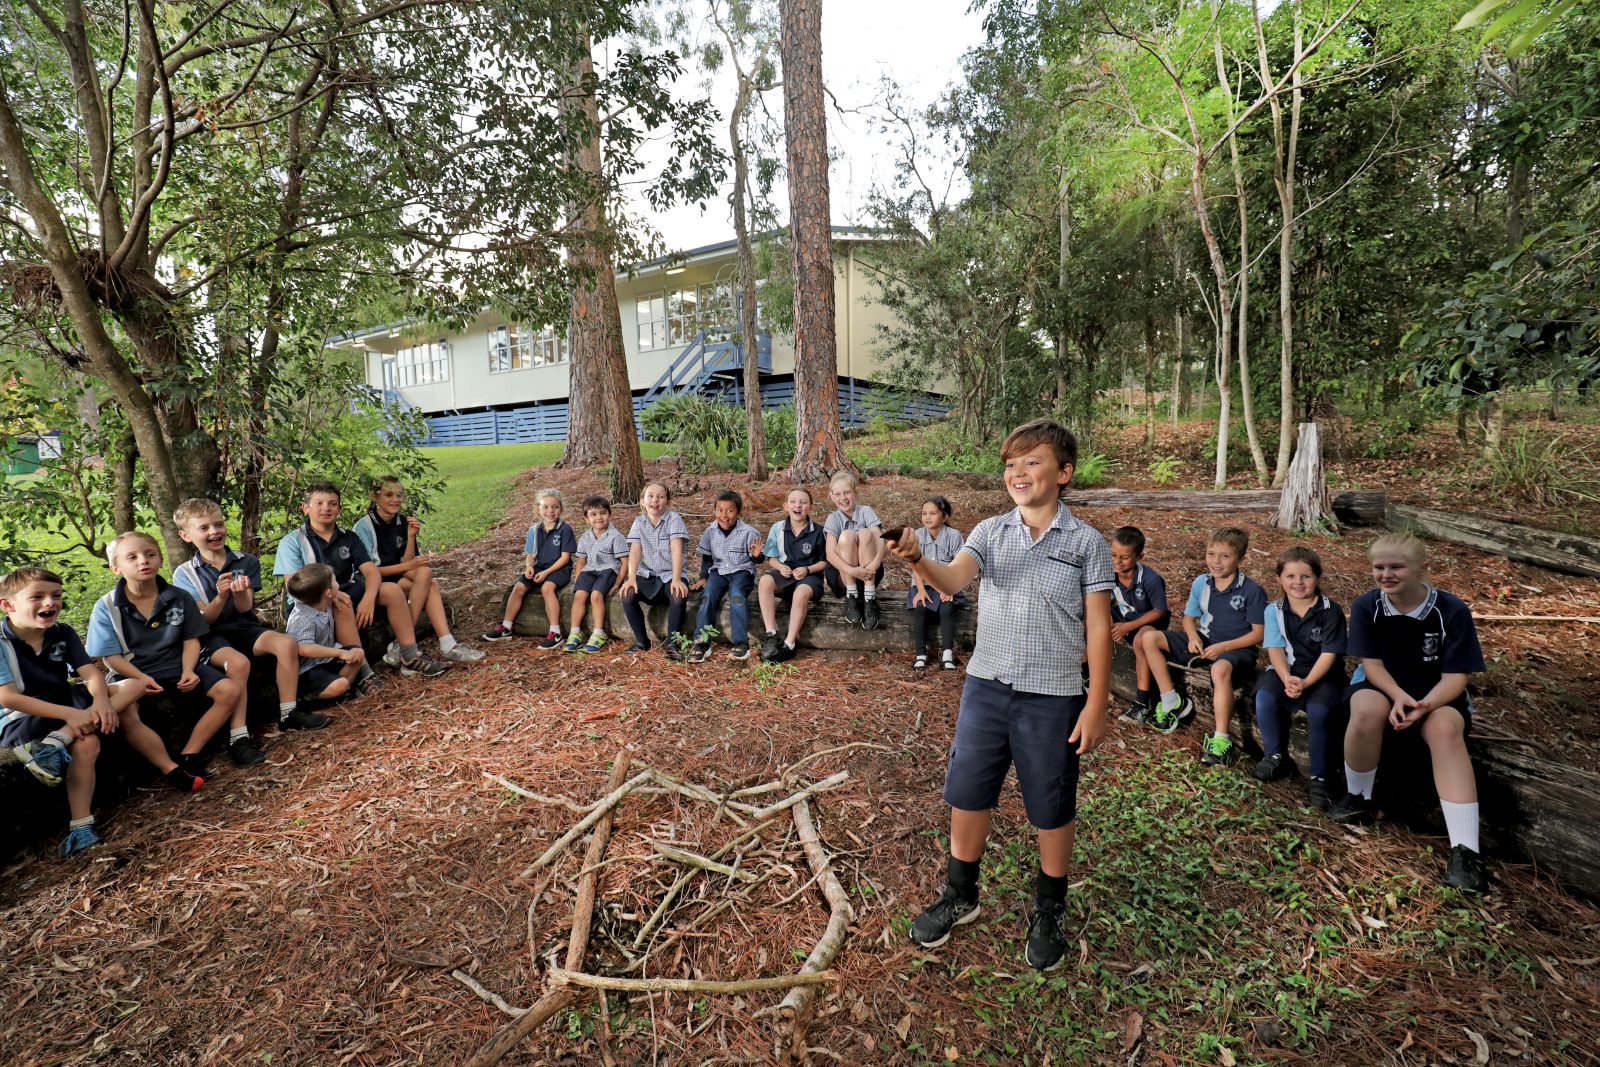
[1482,430,1598,507]
[646,393,796,473]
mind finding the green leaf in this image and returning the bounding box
[1454,0,1516,32]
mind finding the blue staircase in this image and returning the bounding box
[640,330,772,410]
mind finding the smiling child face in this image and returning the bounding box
[0,580,64,629]
[1110,541,1139,580]
[585,506,610,533]
[1002,443,1071,509]
[304,491,341,528]
[179,508,229,555]
[373,482,405,518]
[641,484,669,519]
[538,495,563,526]
[1278,560,1318,600]
[1370,551,1420,598]
[713,500,739,530]
[921,502,945,530]
[829,481,856,512]
[1205,542,1240,581]
[786,490,812,521]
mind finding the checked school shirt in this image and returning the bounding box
[0,620,92,732]
[958,503,1115,697]
[697,520,763,579]
[627,511,690,580]
[576,525,631,575]
[171,549,264,633]
[1264,595,1347,676]
[823,504,882,539]
[285,601,337,672]
[1348,585,1484,695]
[1111,563,1169,628]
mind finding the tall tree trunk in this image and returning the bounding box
[1257,2,1302,487]
[560,29,645,502]
[111,426,138,535]
[730,77,768,481]
[1483,392,1506,456]
[1143,314,1157,448]
[780,0,853,481]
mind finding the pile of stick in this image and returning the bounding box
[462,747,867,1065]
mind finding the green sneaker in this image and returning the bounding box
[1200,734,1240,767]
[581,631,608,654]
[1150,704,1180,733]
[562,631,584,653]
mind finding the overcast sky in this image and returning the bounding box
[629,0,987,251]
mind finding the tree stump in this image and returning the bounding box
[1272,421,1335,531]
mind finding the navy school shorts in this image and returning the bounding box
[1344,680,1473,734]
[1156,628,1258,674]
[942,675,1085,831]
[573,569,619,596]
[515,566,572,592]
[299,663,347,701]
[768,572,824,601]
[623,573,684,604]
[0,686,93,746]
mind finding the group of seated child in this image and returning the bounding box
[479,471,905,665]
[1107,523,1488,892]
[0,477,485,859]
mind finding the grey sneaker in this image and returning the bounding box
[909,883,981,948]
[400,654,450,678]
[440,642,486,662]
[382,640,402,668]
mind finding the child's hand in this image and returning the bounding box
[776,564,794,579]
[1070,703,1108,755]
[408,554,431,571]
[886,529,921,564]
[214,572,234,599]
[911,589,932,609]
[1187,635,1206,655]
[1389,696,1423,730]
[176,670,200,692]
[334,590,353,610]
[139,675,164,695]
[618,577,637,598]
[1110,621,1134,642]
[88,699,119,733]
[690,578,706,592]
[1283,676,1304,698]
[407,516,423,534]
[749,539,764,559]
[63,705,97,733]
[233,574,252,594]
[1200,643,1225,660]
[341,647,365,666]
[670,578,689,600]
[355,594,376,628]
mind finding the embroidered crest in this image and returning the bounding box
[163,604,185,627]
[1309,625,1323,643]
[1229,594,1246,611]
[797,538,812,553]
[338,546,351,560]
[1133,588,1147,602]
[47,641,67,663]
[1422,633,1441,660]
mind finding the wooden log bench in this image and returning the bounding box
[1108,643,1600,898]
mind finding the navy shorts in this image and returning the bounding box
[942,676,1085,831]
[767,572,824,601]
[516,566,572,592]
[1157,629,1257,674]
[0,687,93,746]
[1344,680,1473,734]
[574,569,618,596]
[300,664,346,701]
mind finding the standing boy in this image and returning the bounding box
[172,498,331,737]
[889,419,1113,971]
[273,482,448,677]
[1138,527,1266,766]
[688,490,765,662]
[88,532,243,782]
[1108,526,1171,724]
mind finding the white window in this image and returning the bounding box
[394,340,450,387]
[636,294,667,350]
[490,324,568,372]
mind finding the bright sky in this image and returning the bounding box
[633,0,987,251]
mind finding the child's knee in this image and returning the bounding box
[1422,707,1467,746]
[71,733,101,761]
[324,677,351,699]
[213,678,243,703]
[414,564,433,583]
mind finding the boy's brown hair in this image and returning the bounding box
[1276,545,1323,577]
[1208,526,1249,558]
[286,563,337,606]
[304,481,341,502]
[105,530,161,565]
[173,497,224,529]
[0,567,65,601]
[1000,419,1078,472]
[581,494,612,515]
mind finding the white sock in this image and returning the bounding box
[591,629,604,638]
[942,649,955,661]
[1345,764,1377,799]
[229,727,250,744]
[501,618,514,630]
[846,589,859,599]
[278,701,296,723]
[863,583,877,599]
[1160,690,1180,710]
[1213,730,1229,740]
[1439,800,1480,852]
[68,815,95,830]
[783,640,795,650]
[439,634,458,653]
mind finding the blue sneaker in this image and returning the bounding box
[57,823,102,858]
[581,632,608,654]
[16,740,71,787]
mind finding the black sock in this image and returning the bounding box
[1136,688,1152,708]
[1036,869,1069,905]
[947,855,980,902]
[166,767,201,792]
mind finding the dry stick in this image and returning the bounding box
[483,772,595,812]
[1474,614,1600,623]
[772,798,857,1060]
[550,967,838,995]
[633,818,782,950]
[776,742,895,784]
[735,771,851,822]
[452,969,527,1019]
[651,842,761,882]
[519,768,655,879]
[465,753,633,1067]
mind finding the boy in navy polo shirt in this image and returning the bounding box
[353,476,484,663]
[889,419,1113,971]
[561,495,632,653]
[1139,526,1266,766]
[1252,546,1347,810]
[688,490,765,662]
[757,487,827,662]
[173,498,331,746]
[2,566,198,856]
[273,482,448,677]
[1107,526,1170,724]
[1330,533,1488,893]
[88,532,242,784]
[486,488,577,648]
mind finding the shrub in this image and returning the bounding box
[1073,452,1114,488]
[1484,430,1598,507]
[1149,455,1185,486]
[762,404,797,468]
[640,394,743,444]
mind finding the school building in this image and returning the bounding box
[326,228,948,446]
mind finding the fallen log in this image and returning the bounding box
[1106,644,1600,900]
[1385,504,1600,579]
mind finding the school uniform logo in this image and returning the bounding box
[1422,634,1440,661]
[163,605,185,627]
[1229,594,1246,611]
[1133,588,1147,602]
[338,546,351,560]
[1309,626,1323,642]
[47,641,66,662]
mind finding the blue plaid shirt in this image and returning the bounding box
[627,510,690,580]
[576,525,630,574]
[958,503,1115,696]
[697,520,762,578]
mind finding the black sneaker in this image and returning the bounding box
[862,598,881,630]
[1328,792,1376,825]
[844,595,862,625]
[282,706,334,731]
[400,653,450,678]
[908,883,980,948]
[665,642,686,662]
[729,641,750,661]
[626,641,651,655]
[228,736,266,768]
[1252,752,1297,782]
[1150,696,1192,733]
[1024,898,1068,971]
[482,623,514,642]
[1117,703,1152,725]
[688,640,712,663]
[1442,844,1489,894]
[354,670,379,696]
[759,631,781,661]
[1307,776,1333,812]
[768,641,796,663]
[538,631,562,650]
[1199,734,1240,767]
[180,751,213,779]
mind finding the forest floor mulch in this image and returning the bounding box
[2,460,1598,1065]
